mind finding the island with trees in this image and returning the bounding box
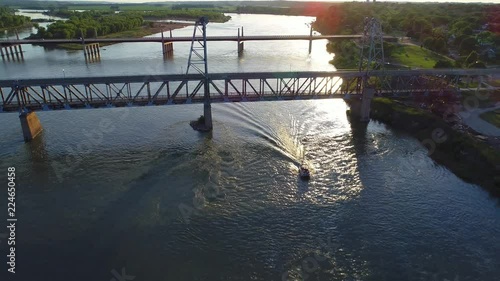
[30,11,145,40]
[25,7,230,48]
[0,7,31,29]
[16,3,232,48]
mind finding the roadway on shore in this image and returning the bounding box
[460,104,500,137]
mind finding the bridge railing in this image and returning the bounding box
[1,69,498,112]
[0,76,348,112]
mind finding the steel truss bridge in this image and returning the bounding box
[0,68,497,113]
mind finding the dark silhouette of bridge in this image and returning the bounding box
[0,33,399,61]
[1,68,496,112]
[0,35,381,45]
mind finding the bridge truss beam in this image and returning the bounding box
[0,69,497,113]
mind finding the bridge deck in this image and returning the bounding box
[0,35,396,45]
[1,69,497,113]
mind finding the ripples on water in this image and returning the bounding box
[0,13,499,281]
[0,100,499,281]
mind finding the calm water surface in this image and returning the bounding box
[0,13,499,281]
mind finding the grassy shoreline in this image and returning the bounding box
[362,98,500,193]
[480,109,500,128]
[389,44,454,69]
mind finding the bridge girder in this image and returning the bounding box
[0,70,497,113]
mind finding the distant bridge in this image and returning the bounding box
[0,33,399,61]
[0,35,383,45]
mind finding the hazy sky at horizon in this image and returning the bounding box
[36,0,500,4]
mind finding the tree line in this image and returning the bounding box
[44,7,230,23]
[0,7,31,29]
[313,2,500,68]
[139,9,230,23]
[30,7,232,40]
[30,11,143,39]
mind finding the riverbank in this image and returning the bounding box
[363,98,500,193]
[480,108,500,129]
[50,22,190,50]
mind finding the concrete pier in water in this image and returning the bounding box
[347,87,375,122]
[19,112,43,142]
[0,44,24,61]
[237,27,244,54]
[162,42,174,58]
[83,43,101,61]
[161,30,174,58]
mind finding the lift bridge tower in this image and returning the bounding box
[358,17,385,74]
[353,17,386,122]
[186,16,212,131]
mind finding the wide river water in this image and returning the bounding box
[0,13,499,281]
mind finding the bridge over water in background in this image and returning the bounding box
[0,35,368,45]
[0,33,398,60]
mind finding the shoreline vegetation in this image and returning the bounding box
[1,7,31,30]
[14,5,230,50]
[480,109,500,128]
[323,1,500,193]
[43,9,231,24]
[314,2,500,69]
[24,9,196,50]
[361,98,500,193]
[50,22,190,50]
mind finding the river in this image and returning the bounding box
[0,13,499,281]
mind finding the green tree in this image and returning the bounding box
[464,51,479,67]
[423,37,434,49]
[459,37,477,55]
[0,7,30,28]
[434,60,454,68]
[476,31,494,45]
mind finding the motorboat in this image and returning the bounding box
[299,164,310,180]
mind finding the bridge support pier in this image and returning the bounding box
[360,87,374,122]
[346,87,375,122]
[203,98,213,130]
[237,27,244,55]
[308,24,313,54]
[19,112,43,142]
[83,43,101,61]
[238,42,244,54]
[162,42,173,58]
[1,44,24,61]
[161,30,174,58]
